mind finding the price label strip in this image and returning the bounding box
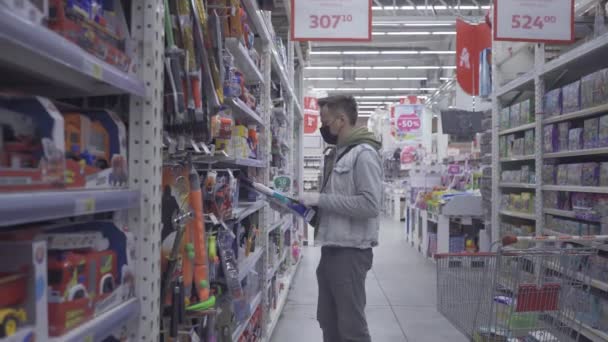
[494,0,574,43]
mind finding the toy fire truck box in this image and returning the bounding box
[48,0,133,73]
[0,0,48,25]
[63,110,128,189]
[0,219,135,337]
[0,95,66,192]
[0,240,48,342]
[45,220,135,337]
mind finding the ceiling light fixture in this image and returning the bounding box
[432,31,457,35]
[305,66,338,70]
[372,66,407,70]
[380,50,420,54]
[386,31,431,35]
[408,66,441,69]
[339,66,372,70]
[342,51,379,55]
[304,77,344,80]
[309,51,343,55]
[420,51,455,54]
[392,88,419,91]
[310,50,452,55]
[404,23,454,27]
[440,77,453,80]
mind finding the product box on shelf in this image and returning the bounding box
[0,95,66,192]
[0,240,48,342]
[581,68,608,109]
[543,124,558,153]
[543,88,562,117]
[556,165,569,185]
[568,128,584,151]
[544,190,558,209]
[600,115,608,147]
[567,163,583,185]
[0,0,48,24]
[543,165,556,184]
[520,99,534,124]
[47,0,133,73]
[63,110,128,189]
[510,102,521,127]
[561,80,581,114]
[557,122,571,151]
[524,130,534,156]
[581,163,599,186]
[0,218,136,337]
[201,169,237,221]
[601,162,608,186]
[500,107,510,130]
[583,118,600,149]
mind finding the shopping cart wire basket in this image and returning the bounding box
[435,234,608,342]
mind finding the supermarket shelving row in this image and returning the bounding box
[267,256,302,340]
[232,291,263,341]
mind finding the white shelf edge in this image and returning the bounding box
[267,215,290,234]
[499,155,535,162]
[542,185,608,194]
[543,208,601,222]
[499,210,536,221]
[232,291,263,341]
[49,298,139,342]
[498,122,536,136]
[542,33,608,76]
[232,200,267,222]
[551,312,608,342]
[542,103,608,125]
[495,71,535,97]
[238,248,264,282]
[225,38,264,84]
[499,183,536,189]
[226,97,266,127]
[267,256,302,340]
[545,260,608,293]
[544,147,608,158]
[0,6,145,97]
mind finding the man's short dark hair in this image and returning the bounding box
[318,95,358,125]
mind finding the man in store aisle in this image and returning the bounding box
[300,95,382,342]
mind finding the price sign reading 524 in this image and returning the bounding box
[494,0,573,43]
[291,0,372,42]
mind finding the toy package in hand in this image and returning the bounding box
[562,80,581,114]
[584,118,600,149]
[543,88,562,117]
[240,177,315,222]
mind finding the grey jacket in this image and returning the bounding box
[316,143,382,249]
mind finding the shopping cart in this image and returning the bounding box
[435,234,608,342]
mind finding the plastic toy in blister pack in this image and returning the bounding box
[217,229,249,323]
[202,170,235,221]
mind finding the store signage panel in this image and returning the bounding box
[304,96,320,134]
[291,0,372,42]
[494,0,574,43]
[393,104,423,142]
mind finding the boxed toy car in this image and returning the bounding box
[561,80,581,114]
[0,95,66,192]
[47,0,133,73]
[0,240,48,341]
[0,218,135,337]
[63,110,128,189]
[543,88,562,117]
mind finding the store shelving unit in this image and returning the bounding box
[232,291,263,341]
[492,14,608,340]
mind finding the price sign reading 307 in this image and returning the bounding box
[511,15,557,30]
[309,14,353,29]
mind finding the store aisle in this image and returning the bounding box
[270,217,467,342]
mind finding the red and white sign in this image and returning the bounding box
[291,0,372,42]
[303,96,320,134]
[456,19,491,96]
[397,115,421,133]
[393,104,423,142]
[494,0,574,43]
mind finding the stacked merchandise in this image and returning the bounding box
[479,110,492,224]
[499,98,535,130]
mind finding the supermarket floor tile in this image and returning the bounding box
[271,217,467,342]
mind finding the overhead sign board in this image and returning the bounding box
[494,0,574,43]
[291,0,372,42]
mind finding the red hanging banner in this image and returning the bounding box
[303,96,320,134]
[456,19,491,96]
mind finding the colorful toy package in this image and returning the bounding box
[600,115,608,147]
[524,130,535,156]
[568,128,584,151]
[500,107,510,130]
[584,118,600,149]
[543,124,558,153]
[510,102,521,127]
[581,163,599,186]
[558,122,571,151]
[543,190,558,209]
[581,72,597,109]
[543,88,562,117]
[520,99,534,124]
[601,162,608,187]
[543,165,556,184]
[567,163,583,185]
[556,165,569,185]
[561,80,581,114]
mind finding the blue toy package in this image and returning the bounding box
[557,122,571,151]
[562,80,581,114]
[543,124,558,153]
[569,128,584,151]
[584,118,600,149]
[543,88,562,117]
[600,115,608,147]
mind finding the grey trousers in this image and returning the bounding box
[316,246,373,342]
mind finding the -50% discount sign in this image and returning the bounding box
[291,0,372,41]
[494,0,574,43]
[396,114,421,132]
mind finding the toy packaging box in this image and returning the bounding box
[520,99,534,124]
[557,122,571,151]
[0,217,136,337]
[600,115,608,146]
[584,118,599,149]
[581,68,608,109]
[0,240,48,342]
[524,130,534,156]
[581,163,599,186]
[561,80,581,114]
[568,128,584,151]
[567,163,583,185]
[500,107,510,130]
[63,110,128,189]
[556,165,569,185]
[510,103,521,127]
[543,165,556,184]
[543,88,562,117]
[47,0,133,73]
[0,95,66,192]
[543,124,558,153]
[601,162,608,187]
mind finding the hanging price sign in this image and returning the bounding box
[494,0,574,43]
[291,0,372,42]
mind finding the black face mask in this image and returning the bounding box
[320,126,338,145]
